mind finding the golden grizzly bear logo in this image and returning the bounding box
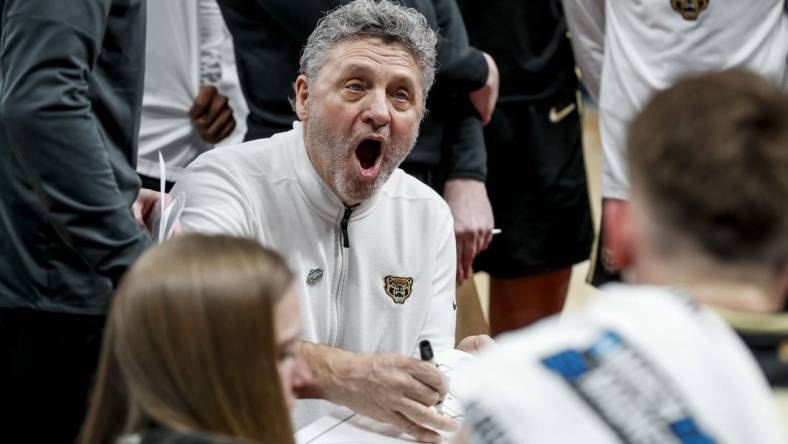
[671,0,709,21]
[384,276,413,304]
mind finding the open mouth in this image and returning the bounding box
[354,138,382,177]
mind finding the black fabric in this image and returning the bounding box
[736,330,788,388]
[473,97,593,278]
[0,0,150,314]
[401,162,444,194]
[458,0,578,100]
[140,174,176,194]
[462,0,592,278]
[217,0,488,183]
[0,308,105,443]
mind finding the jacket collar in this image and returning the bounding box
[290,121,380,222]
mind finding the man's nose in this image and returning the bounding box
[361,89,391,128]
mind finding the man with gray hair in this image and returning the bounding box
[174,1,471,440]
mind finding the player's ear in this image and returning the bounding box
[295,75,309,121]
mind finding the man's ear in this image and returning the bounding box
[295,75,309,121]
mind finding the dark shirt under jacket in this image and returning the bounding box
[458,0,578,102]
[217,0,488,185]
[0,0,150,314]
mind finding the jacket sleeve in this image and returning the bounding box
[431,0,488,92]
[562,0,605,102]
[442,103,487,182]
[432,0,487,181]
[0,0,149,287]
[173,157,260,240]
[415,202,457,354]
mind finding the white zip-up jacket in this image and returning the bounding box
[173,122,457,426]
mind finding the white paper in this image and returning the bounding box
[295,349,475,444]
[158,151,166,241]
[148,151,185,243]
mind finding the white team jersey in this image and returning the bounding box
[455,285,785,444]
[563,0,788,199]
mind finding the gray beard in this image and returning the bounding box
[305,105,417,204]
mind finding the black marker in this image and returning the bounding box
[419,340,444,413]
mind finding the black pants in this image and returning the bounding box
[0,308,106,443]
[139,173,175,193]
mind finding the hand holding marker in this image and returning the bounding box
[419,340,444,414]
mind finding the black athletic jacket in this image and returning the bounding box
[0,0,150,314]
[217,0,489,183]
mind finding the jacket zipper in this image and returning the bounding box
[340,205,353,248]
[329,205,354,346]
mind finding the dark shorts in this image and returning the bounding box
[473,94,594,278]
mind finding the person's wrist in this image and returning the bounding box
[322,349,368,401]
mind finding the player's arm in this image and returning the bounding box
[431,0,489,92]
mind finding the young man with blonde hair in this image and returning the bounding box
[455,69,788,443]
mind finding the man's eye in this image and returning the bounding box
[393,90,411,102]
[346,83,363,92]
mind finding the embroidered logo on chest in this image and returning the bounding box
[671,0,709,21]
[384,276,413,304]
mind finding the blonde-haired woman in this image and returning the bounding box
[80,234,311,444]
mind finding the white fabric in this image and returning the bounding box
[137,0,248,182]
[563,0,788,199]
[455,284,785,444]
[173,122,457,427]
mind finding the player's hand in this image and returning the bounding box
[602,198,633,273]
[468,52,499,126]
[189,84,236,144]
[327,353,458,443]
[443,179,494,284]
[456,335,494,355]
[132,188,167,234]
[132,189,182,238]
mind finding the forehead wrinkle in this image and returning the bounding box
[327,38,420,72]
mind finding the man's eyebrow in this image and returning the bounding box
[338,64,418,88]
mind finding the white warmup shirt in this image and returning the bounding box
[173,122,457,427]
[137,0,248,182]
[455,285,785,444]
[562,0,788,199]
